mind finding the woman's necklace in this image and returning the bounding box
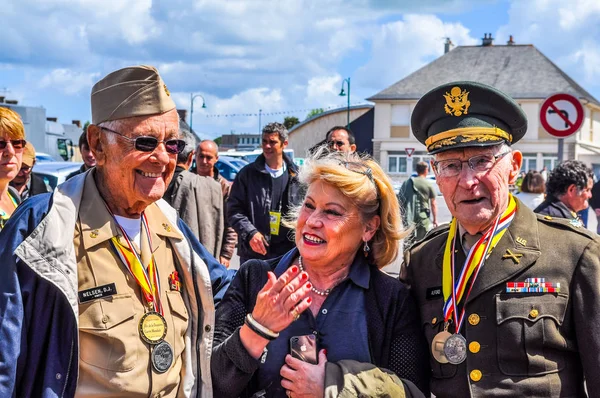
[298,256,348,297]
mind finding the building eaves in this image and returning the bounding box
[367,45,599,106]
[289,104,373,134]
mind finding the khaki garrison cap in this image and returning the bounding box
[91,65,176,125]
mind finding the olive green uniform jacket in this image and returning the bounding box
[401,199,600,397]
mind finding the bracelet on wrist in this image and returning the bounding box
[245,314,279,340]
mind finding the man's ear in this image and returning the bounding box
[508,150,523,184]
[87,124,105,165]
[350,144,357,153]
[184,151,194,169]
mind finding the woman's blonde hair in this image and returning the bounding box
[0,107,26,140]
[286,146,408,268]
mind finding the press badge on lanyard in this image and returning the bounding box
[270,211,281,236]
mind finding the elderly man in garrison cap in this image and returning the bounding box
[0,65,233,397]
[400,82,600,397]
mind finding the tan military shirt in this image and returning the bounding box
[75,172,189,398]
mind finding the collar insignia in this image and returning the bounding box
[443,86,471,117]
[502,249,523,264]
[515,236,527,246]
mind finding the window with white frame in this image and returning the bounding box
[388,155,408,174]
[542,154,558,171]
[521,154,537,172]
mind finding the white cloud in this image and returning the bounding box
[39,69,101,95]
[355,14,478,93]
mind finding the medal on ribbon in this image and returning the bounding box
[432,195,517,364]
[109,212,168,345]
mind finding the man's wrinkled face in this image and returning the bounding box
[196,142,218,177]
[564,178,593,212]
[94,109,179,213]
[81,144,97,168]
[327,129,356,153]
[433,145,522,233]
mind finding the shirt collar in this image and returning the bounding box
[79,170,182,250]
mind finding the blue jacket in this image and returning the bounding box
[0,174,235,397]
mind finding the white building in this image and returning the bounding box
[367,37,600,179]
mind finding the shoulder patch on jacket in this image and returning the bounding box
[536,214,597,240]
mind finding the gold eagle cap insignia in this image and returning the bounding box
[443,86,470,117]
[163,84,171,96]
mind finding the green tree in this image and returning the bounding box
[305,108,324,120]
[283,116,300,130]
[214,136,222,145]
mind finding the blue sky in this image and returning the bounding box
[1,0,599,139]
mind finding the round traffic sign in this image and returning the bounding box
[539,93,584,138]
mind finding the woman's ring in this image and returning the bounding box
[291,308,300,321]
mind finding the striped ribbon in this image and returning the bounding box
[109,212,163,315]
[442,195,517,332]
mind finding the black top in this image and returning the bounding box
[210,248,430,398]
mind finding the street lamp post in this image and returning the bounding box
[338,77,351,128]
[189,93,207,136]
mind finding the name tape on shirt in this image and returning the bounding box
[78,283,118,303]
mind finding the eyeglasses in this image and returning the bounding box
[100,127,185,154]
[0,139,26,151]
[328,140,347,149]
[432,151,511,178]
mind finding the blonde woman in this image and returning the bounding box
[0,107,25,229]
[212,148,429,398]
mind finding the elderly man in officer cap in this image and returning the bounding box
[0,65,233,397]
[401,81,600,397]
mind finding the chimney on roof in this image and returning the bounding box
[0,97,4,103]
[72,120,81,127]
[46,117,57,122]
[177,109,188,122]
[507,35,515,45]
[5,99,18,105]
[444,37,454,54]
[482,33,494,46]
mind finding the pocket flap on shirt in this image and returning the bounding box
[167,291,189,320]
[496,293,568,325]
[79,293,136,330]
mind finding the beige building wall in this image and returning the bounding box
[287,107,371,159]
[373,98,600,182]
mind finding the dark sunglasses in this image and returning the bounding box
[0,139,27,150]
[100,127,185,154]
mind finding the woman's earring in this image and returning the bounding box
[363,240,370,257]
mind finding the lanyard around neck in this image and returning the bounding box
[108,210,163,315]
[442,195,517,332]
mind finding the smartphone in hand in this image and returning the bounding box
[290,334,318,364]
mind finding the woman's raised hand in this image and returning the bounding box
[252,265,312,333]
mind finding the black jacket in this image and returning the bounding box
[534,195,578,220]
[211,249,430,398]
[226,153,302,259]
[65,164,87,181]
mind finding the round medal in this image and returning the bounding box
[444,333,467,364]
[431,331,452,364]
[152,341,174,373]
[139,311,168,344]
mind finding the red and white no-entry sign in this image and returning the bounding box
[539,93,584,138]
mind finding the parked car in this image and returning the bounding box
[216,156,248,182]
[35,152,56,163]
[33,162,83,190]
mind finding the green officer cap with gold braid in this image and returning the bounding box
[411,81,527,154]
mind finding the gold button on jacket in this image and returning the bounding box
[401,198,600,397]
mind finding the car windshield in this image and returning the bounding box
[36,173,59,190]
